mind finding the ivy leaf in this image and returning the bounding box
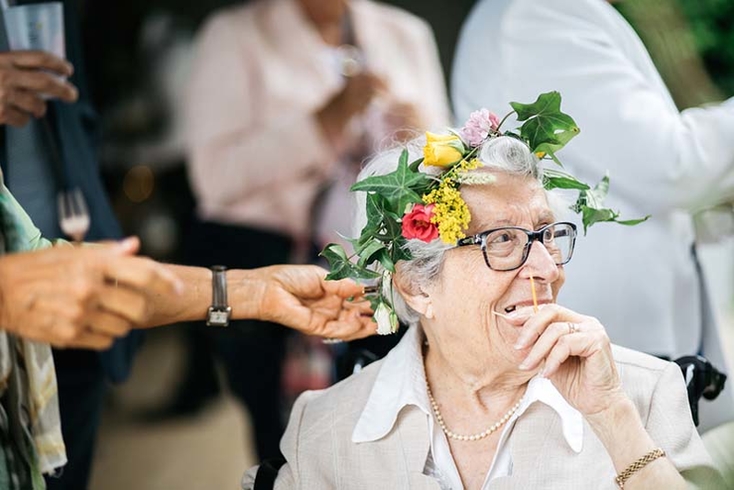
[409,157,424,172]
[320,244,354,280]
[351,155,431,213]
[574,175,650,233]
[364,193,404,241]
[510,91,580,164]
[357,238,387,267]
[581,206,619,233]
[616,217,650,226]
[543,168,590,191]
[320,243,380,281]
[390,237,411,264]
[584,174,610,209]
[376,248,395,272]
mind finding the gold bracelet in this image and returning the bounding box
[615,448,666,488]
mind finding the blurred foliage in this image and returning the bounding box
[678,0,734,96]
[617,0,733,108]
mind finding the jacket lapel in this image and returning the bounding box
[395,406,441,489]
[489,403,561,489]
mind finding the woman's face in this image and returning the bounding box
[422,173,566,376]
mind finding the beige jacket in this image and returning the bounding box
[243,342,723,489]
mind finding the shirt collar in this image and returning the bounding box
[352,326,584,453]
[514,376,584,453]
[352,325,430,443]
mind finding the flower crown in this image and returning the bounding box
[321,92,647,334]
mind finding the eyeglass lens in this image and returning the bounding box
[482,223,575,271]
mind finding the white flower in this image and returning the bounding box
[374,302,399,335]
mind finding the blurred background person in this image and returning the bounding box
[452,0,734,433]
[0,2,147,488]
[178,0,450,460]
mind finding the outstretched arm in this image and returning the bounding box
[147,264,375,341]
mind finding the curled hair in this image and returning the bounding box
[352,135,563,326]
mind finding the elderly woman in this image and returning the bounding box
[244,99,724,489]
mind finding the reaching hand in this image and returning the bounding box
[512,304,628,416]
[0,237,183,349]
[253,265,375,340]
[0,50,78,127]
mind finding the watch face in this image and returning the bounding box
[207,310,230,327]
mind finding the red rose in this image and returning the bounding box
[401,204,439,242]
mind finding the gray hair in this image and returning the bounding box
[352,135,565,326]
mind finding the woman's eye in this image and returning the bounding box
[490,232,513,244]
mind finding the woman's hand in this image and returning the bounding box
[0,238,183,349]
[512,304,628,416]
[249,265,376,341]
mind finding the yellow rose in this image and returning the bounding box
[423,132,464,167]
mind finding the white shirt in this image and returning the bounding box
[451,0,734,431]
[352,326,583,489]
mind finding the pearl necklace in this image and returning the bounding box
[426,382,522,442]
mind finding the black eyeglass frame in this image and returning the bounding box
[455,221,578,272]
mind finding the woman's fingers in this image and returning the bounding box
[541,330,603,377]
[514,304,586,349]
[519,319,608,376]
[84,308,134,337]
[518,320,574,370]
[96,284,149,326]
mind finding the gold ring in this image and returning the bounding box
[568,322,577,334]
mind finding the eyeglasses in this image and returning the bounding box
[455,221,577,271]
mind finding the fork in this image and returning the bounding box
[58,188,90,243]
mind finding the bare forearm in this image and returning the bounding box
[146,265,264,327]
[587,399,686,489]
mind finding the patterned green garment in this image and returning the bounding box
[0,173,64,490]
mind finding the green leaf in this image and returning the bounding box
[616,216,651,226]
[510,91,580,163]
[543,169,591,191]
[398,148,408,168]
[390,237,411,264]
[409,157,424,172]
[376,248,395,272]
[351,156,431,213]
[319,243,380,281]
[585,174,610,209]
[320,243,353,280]
[581,206,619,233]
[357,238,387,267]
[574,174,650,233]
[364,193,403,240]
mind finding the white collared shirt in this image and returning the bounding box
[352,326,584,490]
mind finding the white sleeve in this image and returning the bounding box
[456,0,734,214]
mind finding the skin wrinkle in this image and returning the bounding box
[419,174,564,419]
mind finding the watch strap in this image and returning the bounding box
[211,265,227,308]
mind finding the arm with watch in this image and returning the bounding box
[142,263,375,341]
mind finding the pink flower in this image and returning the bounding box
[402,204,439,242]
[459,109,501,147]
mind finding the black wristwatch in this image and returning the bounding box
[207,265,231,327]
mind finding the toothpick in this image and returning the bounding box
[530,276,538,313]
[492,310,512,320]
